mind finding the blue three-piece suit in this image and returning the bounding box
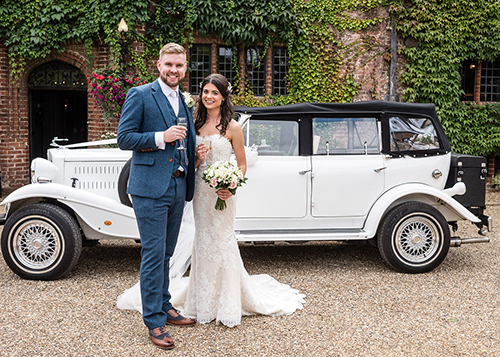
[117,78,196,329]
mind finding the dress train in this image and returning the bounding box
[117,137,304,326]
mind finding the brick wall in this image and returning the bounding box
[339,7,405,102]
[0,41,119,192]
[0,42,32,191]
[0,43,11,193]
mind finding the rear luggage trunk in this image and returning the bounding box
[445,154,487,214]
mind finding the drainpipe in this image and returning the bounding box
[389,15,397,102]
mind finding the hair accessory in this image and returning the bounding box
[199,80,233,93]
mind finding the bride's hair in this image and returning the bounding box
[195,74,234,136]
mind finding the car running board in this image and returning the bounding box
[235,228,367,242]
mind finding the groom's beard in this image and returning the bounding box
[160,72,182,89]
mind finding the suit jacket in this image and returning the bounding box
[117,79,196,201]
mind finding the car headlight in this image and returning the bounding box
[31,158,59,183]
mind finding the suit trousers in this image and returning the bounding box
[131,176,187,329]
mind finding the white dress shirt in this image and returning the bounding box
[155,79,180,150]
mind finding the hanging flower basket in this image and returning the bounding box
[88,67,149,122]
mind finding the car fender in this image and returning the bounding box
[363,182,480,238]
[1,183,139,239]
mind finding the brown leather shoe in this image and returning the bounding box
[166,308,196,327]
[149,326,174,350]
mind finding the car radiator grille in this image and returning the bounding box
[73,164,123,175]
[65,163,125,202]
[77,181,117,190]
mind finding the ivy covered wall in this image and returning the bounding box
[390,0,500,157]
[0,0,391,104]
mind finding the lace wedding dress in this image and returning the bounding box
[117,134,305,327]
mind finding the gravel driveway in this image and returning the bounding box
[0,192,499,356]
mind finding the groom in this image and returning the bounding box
[117,43,196,350]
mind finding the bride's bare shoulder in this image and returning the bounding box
[223,119,241,141]
[228,119,242,132]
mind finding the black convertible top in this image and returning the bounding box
[234,101,438,119]
[235,100,451,154]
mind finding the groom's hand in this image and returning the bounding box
[163,126,187,143]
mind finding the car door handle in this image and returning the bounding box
[299,169,312,175]
[374,167,387,173]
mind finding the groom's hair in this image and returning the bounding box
[159,43,186,59]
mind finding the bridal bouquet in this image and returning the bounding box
[202,160,248,211]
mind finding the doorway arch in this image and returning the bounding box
[28,60,88,159]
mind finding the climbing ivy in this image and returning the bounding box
[148,0,386,104]
[0,0,150,77]
[1,0,387,107]
[3,0,500,157]
[280,0,385,104]
[390,0,500,156]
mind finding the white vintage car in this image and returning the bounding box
[0,101,492,280]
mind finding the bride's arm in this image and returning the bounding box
[228,120,247,175]
[216,120,247,201]
[215,120,247,201]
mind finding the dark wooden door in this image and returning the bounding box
[30,89,88,159]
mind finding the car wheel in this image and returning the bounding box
[118,158,133,207]
[377,201,450,273]
[1,203,82,280]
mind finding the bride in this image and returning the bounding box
[117,73,305,327]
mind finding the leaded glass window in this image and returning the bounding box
[218,46,238,84]
[246,47,266,96]
[28,60,87,89]
[480,61,500,102]
[190,45,211,94]
[272,47,288,96]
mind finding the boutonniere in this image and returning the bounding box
[182,92,196,108]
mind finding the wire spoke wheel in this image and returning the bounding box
[393,214,441,264]
[378,202,450,273]
[12,217,64,271]
[1,203,82,280]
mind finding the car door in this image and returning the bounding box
[382,114,451,190]
[310,117,385,228]
[235,118,309,219]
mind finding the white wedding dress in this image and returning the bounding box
[117,134,305,327]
